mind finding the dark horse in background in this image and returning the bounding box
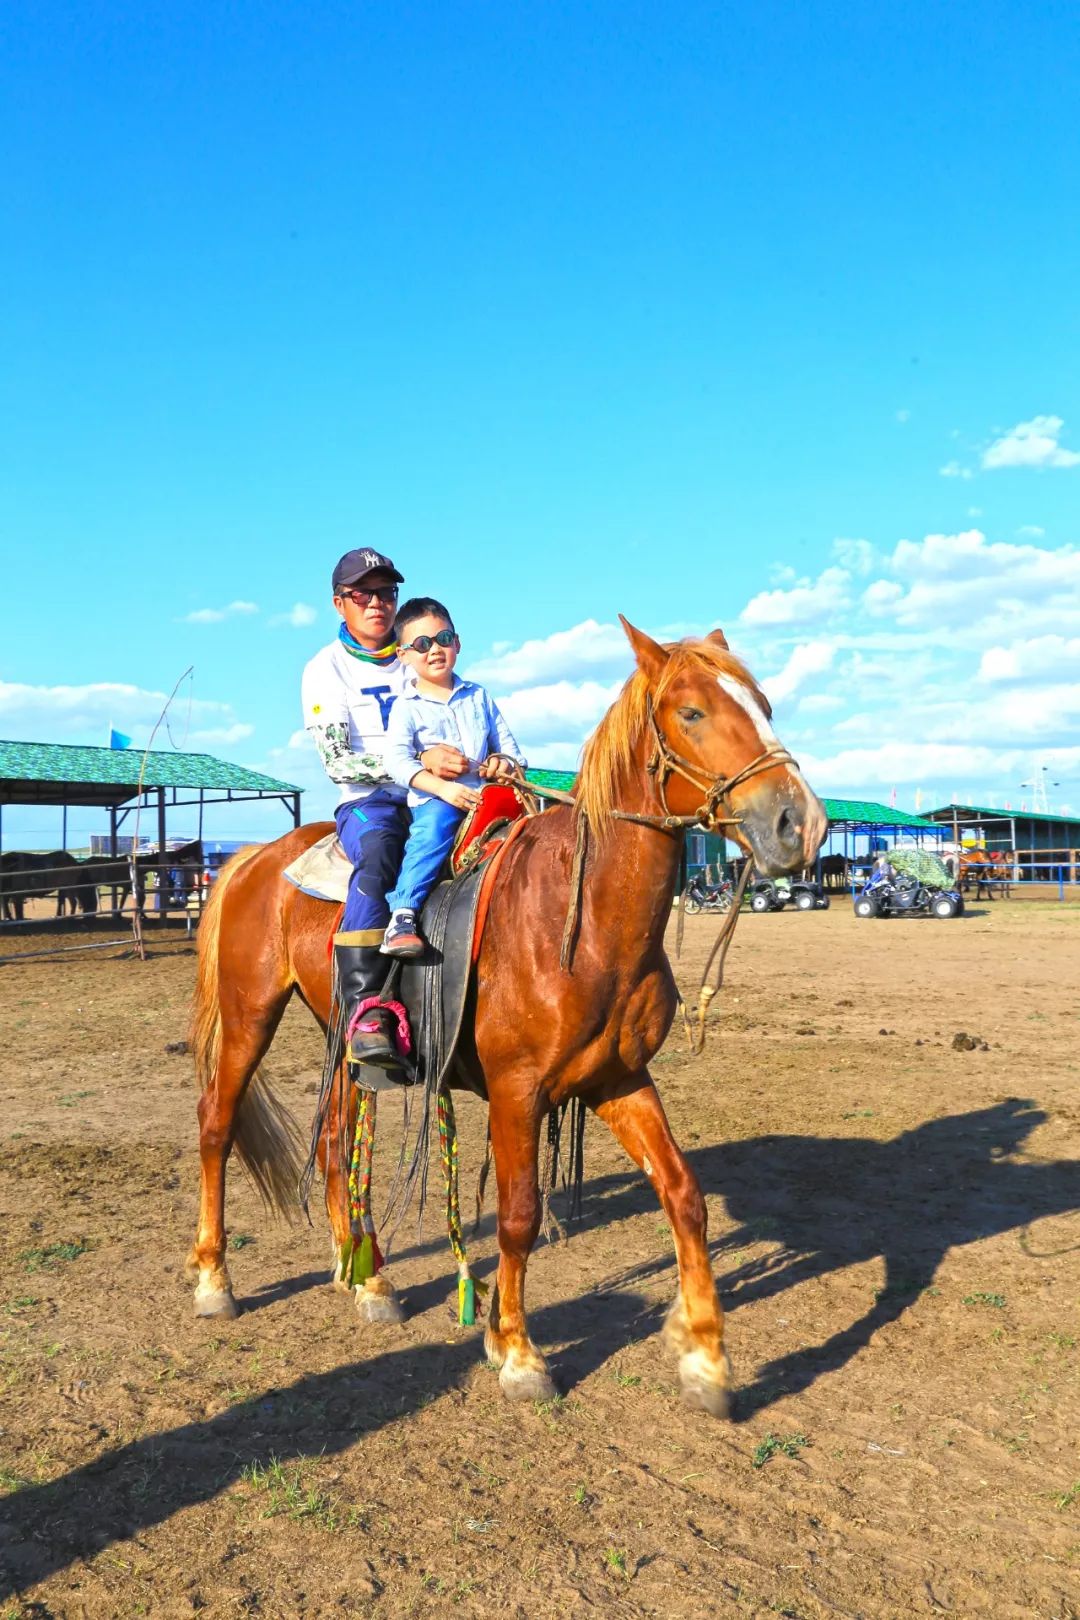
[0,851,81,921]
[0,840,203,922]
[74,839,204,917]
[187,620,825,1419]
[819,853,849,891]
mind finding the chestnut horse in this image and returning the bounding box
[187,621,825,1417]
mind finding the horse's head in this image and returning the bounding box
[618,618,827,876]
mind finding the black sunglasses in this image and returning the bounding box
[400,628,457,654]
[338,585,399,606]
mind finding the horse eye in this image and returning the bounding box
[678,707,704,723]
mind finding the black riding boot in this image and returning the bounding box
[333,933,405,1071]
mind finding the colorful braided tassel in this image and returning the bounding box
[340,1091,383,1286]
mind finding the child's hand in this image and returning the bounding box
[479,754,516,782]
[439,782,481,811]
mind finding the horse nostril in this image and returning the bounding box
[776,806,802,851]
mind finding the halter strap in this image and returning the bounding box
[608,696,798,834]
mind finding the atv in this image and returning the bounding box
[748,876,830,914]
[854,869,964,920]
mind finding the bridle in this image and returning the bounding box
[608,695,799,835]
[502,691,802,1042]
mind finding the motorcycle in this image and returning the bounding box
[682,872,734,914]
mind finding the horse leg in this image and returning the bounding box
[186,987,290,1319]
[320,1076,405,1325]
[483,1098,556,1402]
[591,1072,732,1418]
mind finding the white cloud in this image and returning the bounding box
[761,640,836,706]
[939,461,974,480]
[270,602,318,629]
[797,692,845,714]
[740,566,850,626]
[861,579,904,616]
[859,530,1080,632]
[977,636,1080,684]
[180,600,260,625]
[496,678,623,747]
[799,740,1043,791]
[895,409,911,424]
[832,537,874,576]
[1017,524,1045,538]
[189,723,255,746]
[465,619,632,690]
[983,415,1080,471]
[0,678,249,749]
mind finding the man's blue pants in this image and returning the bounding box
[335,793,411,932]
[386,798,463,913]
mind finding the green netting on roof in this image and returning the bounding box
[526,768,577,794]
[820,797,939,829]
[886,846,953,888]
[0,740,298,794]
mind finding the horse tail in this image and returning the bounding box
[189,845,303,1221]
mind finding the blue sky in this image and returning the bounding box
[3,1,1078,843]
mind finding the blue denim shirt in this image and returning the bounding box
[383,674,526,807]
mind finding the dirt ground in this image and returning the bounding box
[1,897,1078,1619]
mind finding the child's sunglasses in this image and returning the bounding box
[400,628,457,654]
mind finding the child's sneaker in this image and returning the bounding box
[381,908,424,959]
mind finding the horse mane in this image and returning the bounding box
[575,637,770,833]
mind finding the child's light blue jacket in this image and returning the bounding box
[384,673,526,807]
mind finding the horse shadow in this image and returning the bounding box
[565,1096,1078,1418]
[253,1097,1076,1417]
[0,1287,651,1599]
[2,1099,1076,1596]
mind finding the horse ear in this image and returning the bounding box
[705,628,730,650]
[619,615,670,680]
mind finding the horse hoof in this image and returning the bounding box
[678,1348,733,1420]
[194,1288,239,1320]
[499,1358,557,1404]
[682,1379,731,1419]
[354,1285,406,1325]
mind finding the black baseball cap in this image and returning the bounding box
[332,548,405,592]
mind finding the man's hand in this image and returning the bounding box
[420,744,469,780]
[438,782,482,812]
[478,754,517,782]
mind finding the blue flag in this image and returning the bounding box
[109,727,133,750]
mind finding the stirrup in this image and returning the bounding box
[346,997,415,1086]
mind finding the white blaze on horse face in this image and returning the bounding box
[716,675,780,749]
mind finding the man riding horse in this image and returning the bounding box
[301,549,469,1071]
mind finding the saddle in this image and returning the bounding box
[282,781,528,903]
[284,784,535,1094]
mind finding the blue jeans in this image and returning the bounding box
[335,793,411,932]
[386,798,463,913]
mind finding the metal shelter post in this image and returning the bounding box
[157,787,167,916]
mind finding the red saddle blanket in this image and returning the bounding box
[450,782,528,875]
